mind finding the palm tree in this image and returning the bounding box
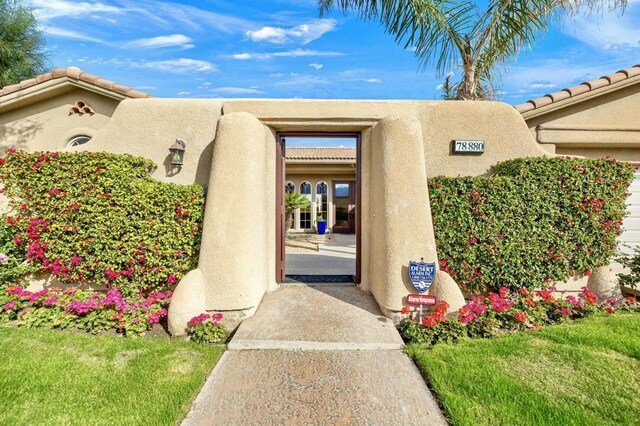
[285,192,311,232]
[319,0,626,100]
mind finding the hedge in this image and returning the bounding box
[0,151,205,299]
[429,156,634,294]
[0,151,632,299]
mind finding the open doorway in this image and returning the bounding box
[276,132,361,284]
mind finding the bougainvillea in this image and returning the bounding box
[0,285,171,335]
[187,312,227,344]
[0,151,206,298]
[429,156,634,293]
[399,286,638,346]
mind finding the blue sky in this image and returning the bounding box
[30,0,640,105]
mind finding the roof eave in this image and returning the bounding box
[0,77,131,111]
[519,68,640,120]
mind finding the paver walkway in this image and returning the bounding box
[182,285,447,425]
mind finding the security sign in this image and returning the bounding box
[409,260,436,294]
[407,294,437,306]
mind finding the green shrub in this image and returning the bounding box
[616,246,640,295]
[187,313,227,344]
[0,218,32,284]
[429,156,634,293]
[399,286,624,347]
[0,151,205,298]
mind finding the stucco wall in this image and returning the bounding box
[420,101,550,176]
[0,88,118,152]
[522,83,640,163]
[73,98,224,185]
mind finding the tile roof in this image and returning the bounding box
[0,67,152,99]
[286,147,356,160]
[516,64,640,114]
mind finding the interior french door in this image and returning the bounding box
[332,181,356,234]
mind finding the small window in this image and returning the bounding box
[67,135,91,148]
[285,181,295,194]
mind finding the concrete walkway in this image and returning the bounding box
[182,286,447,425]
[286,234,356,276]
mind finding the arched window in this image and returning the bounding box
[285,181,295,194]
[67,135,92,148]
[299,181,312,229]
[316,181,328,223]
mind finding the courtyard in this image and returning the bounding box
[285,233,356,281]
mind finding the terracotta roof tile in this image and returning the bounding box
[516,64,640,114]
[547,90,571,102]
[286,147,356,160]
[0,67,152,99]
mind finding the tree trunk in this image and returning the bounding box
[285,209,294,233]
[457,60,477,100]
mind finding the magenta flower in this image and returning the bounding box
[3,301,16,311]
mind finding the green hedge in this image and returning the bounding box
[429,157,634,293]
[0,151,205,298]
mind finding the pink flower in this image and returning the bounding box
[3,301,16,311]
[166,274,178,285]
[188,313,210,326]
[147,313,160,324]
[459,311,478,325]
[43,297,57,306]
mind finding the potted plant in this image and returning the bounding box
[316,215,327,235]
[285,192,310,232]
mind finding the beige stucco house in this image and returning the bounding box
[285,147,357,233]
[0,67,632,334]
[517,63,640,250]
[0,67,150,153]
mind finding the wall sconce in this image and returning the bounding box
[169,139,186,166]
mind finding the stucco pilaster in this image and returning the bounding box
[368,115,439,314]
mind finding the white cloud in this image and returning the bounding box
[309,63,323,70]
[30,0,122,20]
[246,19,336,45]
[30,0,255,34]
[177,91,191,95]
[273,74,332,87]
[526,80,555,89]
[232,53,253,60]
[563,3,640,52]
[210,87,266,95]
[231,49,345,60]
[365,78,382,83]
[132,58,217,73]
[124,34,194,49]
[44,27,106,43]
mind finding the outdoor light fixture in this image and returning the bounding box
[169,139,186,166]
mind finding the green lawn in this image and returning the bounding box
[408,313,640,426]
[0,327,224,425]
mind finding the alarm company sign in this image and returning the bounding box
[408,259,436,294]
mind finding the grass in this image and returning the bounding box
[407,313,640,426]
[0,327,224,425]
